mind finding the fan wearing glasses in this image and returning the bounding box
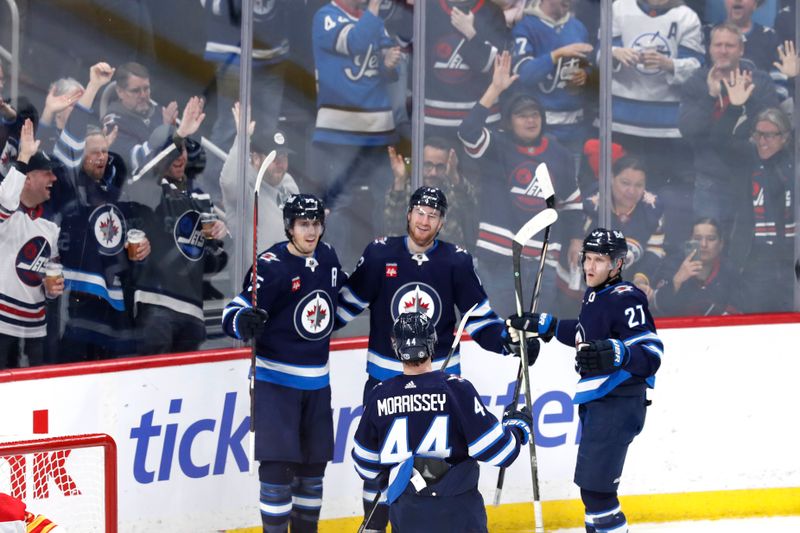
[739,107,796,312]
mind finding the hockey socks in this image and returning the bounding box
[581,488,628,533]
[290,463,326,533]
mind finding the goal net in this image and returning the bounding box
[0,434,117,533]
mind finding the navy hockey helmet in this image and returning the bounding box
[409,186,448,216]
[391,312,437,363]
[581,227,628,268]
[283,194,325,239]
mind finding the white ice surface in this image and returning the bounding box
[551,515,800,532]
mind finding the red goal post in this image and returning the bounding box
[0,433,117,533]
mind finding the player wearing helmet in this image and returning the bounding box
[506,227,664,533]
[222,193,344,533]
[353,312,532,533]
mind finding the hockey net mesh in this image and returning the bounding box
[0,434,117,533]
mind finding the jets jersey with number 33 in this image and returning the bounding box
[555,280,663,404]
[336,236,506,381]
[222,241,344,390]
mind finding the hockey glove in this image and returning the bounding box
[502,326,540,365]
[575,339,629,373]
[502,405,533,445]
[506,312,557,342]
[234,308,269,341]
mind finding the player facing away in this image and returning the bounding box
[352,312,533,533]
[335,186,537,531]
[509,228,663,533]
[221,194,344,533]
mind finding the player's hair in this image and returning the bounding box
[115,62,150,88]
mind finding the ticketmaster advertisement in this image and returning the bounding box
[1,323,799,531]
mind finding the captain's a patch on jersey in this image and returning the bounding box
[385,263,398,278]
[611,285,634,295]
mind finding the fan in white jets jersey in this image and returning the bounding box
[0,119,62,368]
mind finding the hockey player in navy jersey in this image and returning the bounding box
[353,312,532,533]
[508,228,663,533]
[336,185,537,531]
[222,194,344,533]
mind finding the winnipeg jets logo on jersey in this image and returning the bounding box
[509,160,548,212]
[15,236,51,287]
[345,45,380,81]
[432,34,472,84]
[612,285,634,295]
[391,282,442,325]
[631,32,672,75]
[89,204,126,256]
[294,289,334,341]
[173,210,205,261]
[259,251,280,263]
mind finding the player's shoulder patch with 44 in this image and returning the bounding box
[446,375,465,382]
[373,236,388,245]
[259,251,280,263]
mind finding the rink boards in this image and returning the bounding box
[1,318,799,531]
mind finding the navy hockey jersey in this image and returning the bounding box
[222,241,344,390]
[335,236,506,381]
[458,103,583,265]
[312,1,397,146]
[424,0,509,129]
[352,371,524,503]
[554,280,663,404]
[50,102,137,311]
[512,10,591,143]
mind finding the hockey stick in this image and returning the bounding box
[440,302,479,371]
[494,164,557,507]
[248,150,277,470]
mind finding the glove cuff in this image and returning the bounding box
[503,419,531,445]
[609,339,629,367]
[232,307,246,340]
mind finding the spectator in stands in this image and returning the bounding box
[582,156,665,301]
[652,217,740,316]
[512,0,594,150]
[703,0,780,77]
[201,0,289,202]
[219,101,299,261]
[0,60,18,170]
[739,107,795,312]
[424,0,510,137]
[459,52,584,316]
[0,119,62,369]
[48,62,152,362]
[102,62,179,172]
[309,0,402,269]
[775,0,795,45]
[494,0,526,28]
[384,137,477,250]
[37,78,85,153]
[128,97,228,355]
[610,0,704,190]
[679,23,780,236]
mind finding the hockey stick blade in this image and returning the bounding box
[254,149,277,193]
[534,163,555,208]
[513,208,558,248]
[440,302,479,371]
[254,149,277,194]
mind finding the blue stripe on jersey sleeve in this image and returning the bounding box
[467,422,504,457]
